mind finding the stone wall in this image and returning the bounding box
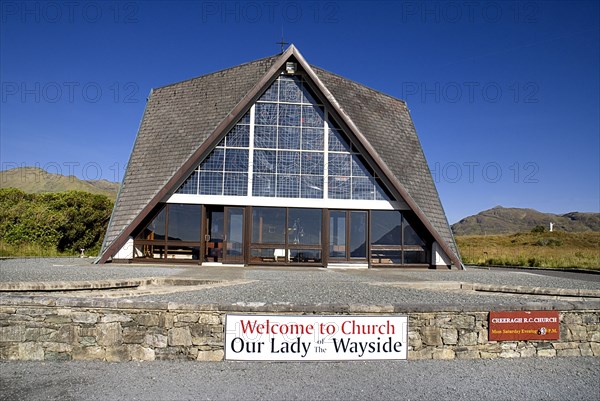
[0,297,598,361]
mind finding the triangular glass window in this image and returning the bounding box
[176,74,392,202]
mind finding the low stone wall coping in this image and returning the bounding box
[2,295,599,314]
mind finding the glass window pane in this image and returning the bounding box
[300,175,323,199]
[141,207,166,240]
[223,173,248,196]
[350,211,367,258]
[278,127,300,150]
[371,211,402,246]
[167,204,200,242]
[225,125,249,148]
[140,244,165,259]
[288,209,322,245]
[351,154,370,177]
[329,129,351,152]
[290,249,322,263]
[199,148,224,171]
[371,250,402,264]
[276,174,299,198]
[255,103,278,126]
[252,207,286,244]
[253,150,276,173]
[375,179,391,201]
[177,171,199,194]
[252,173,276,197]
[329,211,346,258]
[403,217,426,246]
[224,149,248,172]
[301,152,323,175]
[199,171,223,195]
[329,153,351,176]
[302,104,324,127]
[301,128,324,151]
[352,177,374,200]
[167,245,200,260]
[254,126,277,148]
[226,208,244,256]
[301,83,319,105]
[328,176,351,199]
[239,110,251,125]
[277,151,300,174]
[279,104,301,127]
[259,79,279,102]
[404,250,427,264]
[279,76,302,103]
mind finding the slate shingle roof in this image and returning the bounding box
[100,47,460,266]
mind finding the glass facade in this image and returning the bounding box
[133,204,429,266]
[175,75,391,202]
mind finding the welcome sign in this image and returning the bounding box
[224,315,408,361]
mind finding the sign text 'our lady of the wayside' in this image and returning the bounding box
[225,315,408,361]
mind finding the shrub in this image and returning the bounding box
[534,238,563,247]
[0,188,113,256]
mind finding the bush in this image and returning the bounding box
[531,225,546,233]
[0,188,113,256]
[534,238,563,247]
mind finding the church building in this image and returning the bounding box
[99,45,462,269]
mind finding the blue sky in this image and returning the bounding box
[1,0,598,224]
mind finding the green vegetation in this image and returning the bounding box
[456,231,600,269]
[0,188,113,257]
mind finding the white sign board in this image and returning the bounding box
[224,315,408,361]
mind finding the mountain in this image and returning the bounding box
[452,206,600,235]
[0,167,119,199]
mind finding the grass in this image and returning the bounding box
[456,231,600,270]
[0,241,78,258]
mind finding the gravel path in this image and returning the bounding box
[1,258,598,306]
[2,357,598,401]
[133,280,579,305]
[0,258,185,282]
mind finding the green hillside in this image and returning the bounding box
[0,167,119,199]
[452,206,599,235]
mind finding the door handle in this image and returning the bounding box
[205,234,210,242]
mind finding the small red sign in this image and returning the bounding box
[489,311,560,341]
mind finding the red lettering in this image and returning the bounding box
[239,320,259,334]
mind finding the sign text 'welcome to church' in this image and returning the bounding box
[224,315,408,361]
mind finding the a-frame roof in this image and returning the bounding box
[99,45,461,267]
